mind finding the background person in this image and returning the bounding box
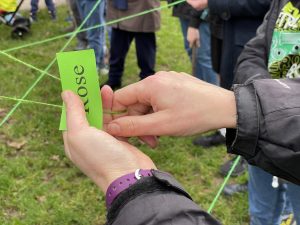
[76,0,108,75]
[30,0,56,21]
[104,0,160,90]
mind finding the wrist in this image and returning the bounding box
[222,91,237,128]
[105,169,154,208]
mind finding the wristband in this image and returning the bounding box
[106,169,153,208]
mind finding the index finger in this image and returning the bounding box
[113,78,153,111]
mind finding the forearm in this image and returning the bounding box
[208,0,271,18]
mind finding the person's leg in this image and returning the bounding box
[80,0,105,68]
[248,165,285,225]
[30,0,39,20]
[286,182,300,224]
[196,22,218,85]
[45,0,56,19]
[70,0,88,47]
[179,18,192,60]
[108,28,134,88]
[135,32,156,80]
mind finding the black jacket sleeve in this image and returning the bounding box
[208,0,272,19]
[227,78,300,185]
[106,170,221,225]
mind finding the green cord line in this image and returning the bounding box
[0,51,60,81]
[2,0,186,53]
[0,0,104,127]
[0,95,62,108]
[207,156,242,213]
[0,95,128,115]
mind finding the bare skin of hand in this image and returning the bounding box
[187,0,208,10]
[104,72,237,138]
[62,91,156,194]
[187,27,200,48]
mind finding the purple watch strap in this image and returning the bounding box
[106,169,153,208]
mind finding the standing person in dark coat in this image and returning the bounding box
[105,0,160,90]
[189,0,272,189]
[169,1,218,85]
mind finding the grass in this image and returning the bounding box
[0,4,248,224]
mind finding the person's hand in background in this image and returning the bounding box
[107,72,237,138]
[62,90,156,193]
[187,27,200,48]
[187,0,208,10]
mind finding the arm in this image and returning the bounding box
[227,78,300,185]
[208,0,272,18]
[61,90,221,225]
[187,0,271,18]
[106,73,300,184]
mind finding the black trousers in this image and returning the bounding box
[108,28,156,85]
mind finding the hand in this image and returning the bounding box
[107,72,237,138]
[187,27,200,48]
[187,0,208,10]
[62,90,156,193]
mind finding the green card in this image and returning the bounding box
[56,49,102,130]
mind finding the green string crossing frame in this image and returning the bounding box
[0,0,241,215]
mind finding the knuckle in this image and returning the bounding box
[127,119,137,135]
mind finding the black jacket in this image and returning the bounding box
[228,0,300,185]
[208,0,272,89]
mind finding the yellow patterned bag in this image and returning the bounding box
[0,0,17,12]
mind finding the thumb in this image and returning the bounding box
[107,111,173,137]
[61,90,89,131]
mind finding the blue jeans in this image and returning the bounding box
[248,165,300,225]
[31,0,56,15]
[179,19,218,85]
[76,0,106,68]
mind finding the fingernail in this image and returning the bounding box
[107,123,121,135]
[61,91,71,103]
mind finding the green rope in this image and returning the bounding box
[0,95,62,108]
[0,95,128,115]
[2,0,186,53]
[207,156,242,213]
[0,50,60,81]
[0,0,104,127]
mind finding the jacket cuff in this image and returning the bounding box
[208,0,230,20]
[189,18,201,28]
[226,83,259,159]
[106,170,192,224]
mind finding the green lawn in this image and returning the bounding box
[0,5,248,224]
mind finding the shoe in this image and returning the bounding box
[220,157,247,177]
[98,65,109,76]
[281,214,296,225]
[49,11,56,21]
[101,81,121,91]
[30,13,37,22]
[193,131,225,148]
[75,41,88,51]
[223,183,248,196]
[62,25,75,33]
